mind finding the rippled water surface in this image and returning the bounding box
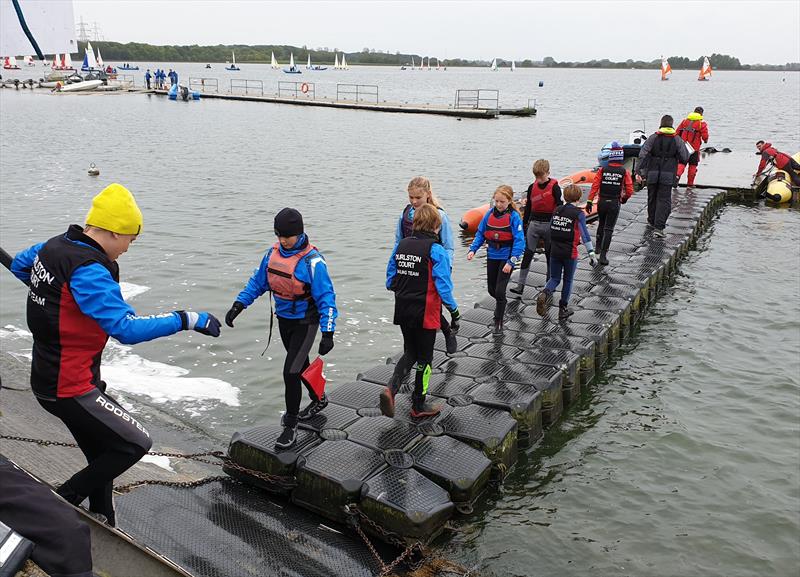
[1,67,798,576]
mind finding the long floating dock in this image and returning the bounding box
[228,186,729,546]
[152,89,534,118]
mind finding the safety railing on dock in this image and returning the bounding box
[336,84,379,103]
[118,74,135,87]
[454,89,499,111]
[231,79,264,96]
[278,81,316,99]
[189,77,219,93]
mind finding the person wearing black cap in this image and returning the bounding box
[225,208,338,450]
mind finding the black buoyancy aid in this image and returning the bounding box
[599,165,626,201]
[27,225,118,400]
[550,204,580,260]
[400,204,414,239]
[529,178,557,218]
[484,208,513,247]
[391,232,441,329]
[649,133,680,179]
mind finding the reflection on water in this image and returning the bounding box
[1,68,798,575]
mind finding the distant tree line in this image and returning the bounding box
[77,42,799,71]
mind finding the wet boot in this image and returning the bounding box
[379,371,404,417]
[56,481,84,506]
[599,251,609,266]
[275,414,298,450]
[536,289,552,316]
[444,331,458,354]
[298,393,329,421]
[410,393,442,419]
[558,303,574,321]
[493,318,504,335]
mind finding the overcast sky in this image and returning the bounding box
[71,0,800,64]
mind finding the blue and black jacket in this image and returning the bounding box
[234,234,337,332]
[468,207,526,264]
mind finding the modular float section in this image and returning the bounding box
[227,186,729,545]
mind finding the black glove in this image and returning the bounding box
[178,311,221,337]
[620,195,628,204]
[225,301,244,327]
[449,308,461,332]
[318,332,334,356]
[585,201,593,214]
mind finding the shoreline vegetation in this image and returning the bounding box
[76,42,799,71]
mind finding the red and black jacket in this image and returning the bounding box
[390,232,442,329]
[26,226,118,400]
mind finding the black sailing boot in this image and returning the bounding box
[298,393,329,420]
[558,303,574,321]
[599,251,609,266]
[410,393,443,419]
[275,414,298,450]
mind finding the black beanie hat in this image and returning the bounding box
[274,207,304,237]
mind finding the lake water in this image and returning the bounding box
[1,66,798,576]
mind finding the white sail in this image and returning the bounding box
[63,53,71,69]
[341,53,348,69]
[232,51,236,65]
[511,60,515,71]
[96,47,104,67]
[334,53,339,69]
[411,56,415,70]
[490,58,497,71]
[24,55,34,66]
[427,57,431,70]
[290,53,295,69]
[306,54,311,69]
[85,42,98,69]
[271,52,278,69]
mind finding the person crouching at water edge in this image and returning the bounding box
[10,183,221,526]
[536,184,597,321]
[395,176,459,354]
[467,185,525,334]
[225,208,337,450]
[381,204,459,419]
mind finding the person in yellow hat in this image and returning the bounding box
[9,183,221,527]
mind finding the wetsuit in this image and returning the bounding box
[757,143,800,186]
[547,204,594,306]
[588,163,634,255]
[10,225,195,525]
[386,231,457,408]
[637,128,690,231]
[469,207,525,321]
[675,112,709,186]
[233,234,337,428]
[396,204,454,337]
[518,178,563,285]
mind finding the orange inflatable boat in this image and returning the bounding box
[459,168,599,234]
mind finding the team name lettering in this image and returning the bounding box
[29,291,45,306]
[29,256,55,288]
[551,215,572,232]
[95,395,151,438]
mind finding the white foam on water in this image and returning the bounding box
[119,282,150,300]
[1,325,240,413]
[140,454,174,472]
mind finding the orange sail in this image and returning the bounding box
[661,56,672,81]
[698,56,712,81]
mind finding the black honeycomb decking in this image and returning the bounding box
[228,188,727,543]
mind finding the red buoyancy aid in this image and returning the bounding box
[529,178,557,215]
[484,209,513,246]
[267,242,314,301]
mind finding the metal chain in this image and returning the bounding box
[114,475,230,494]
[1,434,297,492]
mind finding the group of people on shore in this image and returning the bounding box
[5,105,798,574]
[144,68,178,90]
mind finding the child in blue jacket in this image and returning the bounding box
[225,208,338,450]
[467,185,525,334]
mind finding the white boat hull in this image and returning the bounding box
[58,79,103,92]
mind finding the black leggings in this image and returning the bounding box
[487,258,512,321]
[38,387,152,525]
[596,199,621,253]
[393,325,436,400]
[278,317,319,424]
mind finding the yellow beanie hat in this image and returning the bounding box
[85,183,143,235]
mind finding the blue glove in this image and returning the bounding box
[178,311,221,337]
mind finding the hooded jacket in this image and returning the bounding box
[637,127,690,185]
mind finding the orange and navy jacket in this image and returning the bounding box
[588,163,634,203]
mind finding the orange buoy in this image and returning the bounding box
[561,168,600,218]
[459,204,489,234]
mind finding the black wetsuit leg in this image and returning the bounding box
[279,317,318,419]
[0,456,93,577]
[646,184,658,226]
[487,258,511,320]
[400,325,435,399]
[598,199,621,253]
[37,388,152,526]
